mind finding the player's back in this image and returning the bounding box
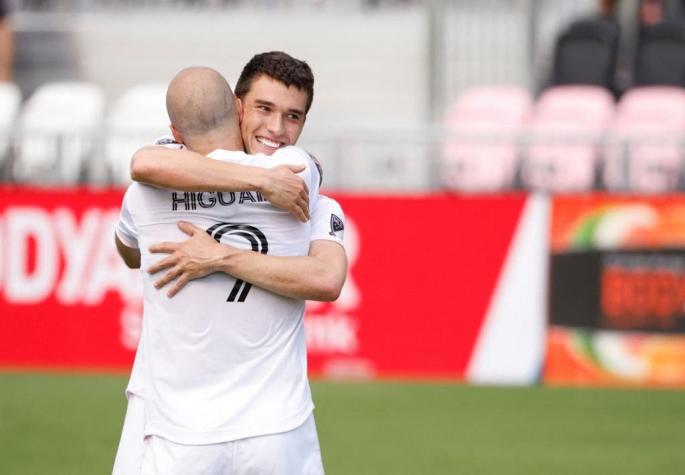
[120,146,319,444]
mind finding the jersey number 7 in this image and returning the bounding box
[205,223,269,302]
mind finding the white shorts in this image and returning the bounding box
[112,395,324,475]
[112,394,146,475]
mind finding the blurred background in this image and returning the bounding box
[6,0,685,191]
[2,1,685,474]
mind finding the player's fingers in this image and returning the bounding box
[154,266,182,290]
[299,192,309,213]
[298,197,310,221]
[177,221,197,236]
[149,242,179,254]
[147,255,177,275]
[291,202,307,223]
[166,274,190,298]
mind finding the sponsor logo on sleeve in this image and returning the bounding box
[329,214,344,239]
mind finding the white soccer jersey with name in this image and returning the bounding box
[116,146,322,445]
[120,194,346,415]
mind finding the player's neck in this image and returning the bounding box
[185,129,244,155]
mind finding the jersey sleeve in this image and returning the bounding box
[310,195,345,248]
[116,186,139,249]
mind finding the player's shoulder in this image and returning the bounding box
[316,194,344,215]
[272,145,312,167]
[123,180,166,205]
[123,181,142,197]
[207,148,249,163]
[120,182,143,215]
[273,146,322,186]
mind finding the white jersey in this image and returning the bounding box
[310,195,345,245]
[116,146,325,445]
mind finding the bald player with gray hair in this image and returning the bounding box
[113,66,329,474]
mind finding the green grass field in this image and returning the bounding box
[0,373,683,475]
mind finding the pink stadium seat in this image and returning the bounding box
[442,86,532,192]
[522,85,614,192]
[603,87,685,192]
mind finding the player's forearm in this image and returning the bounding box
[219,249,343,301]
[131,146,266,192]
[0,23,13,81]
[115,234,141,269]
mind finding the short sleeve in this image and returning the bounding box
[310,195,345,248]
[116,186,139,249]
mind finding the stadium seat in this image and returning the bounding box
[14,82,105,184]
[634,21,685,87]
[441,86,532,192]
[551,18,620,91]
[104,83,169,184]
[603,86,685,192]
[522,85,614,192]
[0,82,21,174]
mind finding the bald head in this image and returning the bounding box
[166,66,237,138]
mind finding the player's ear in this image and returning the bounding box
[235,97,244,121]
[170,124,184,145]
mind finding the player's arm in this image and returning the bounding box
[148,222,347,301]
[130,146,310,222]
[115,186,141,269]
[220,239,346,301]
[115,234,141,269]
[0,15,13,81]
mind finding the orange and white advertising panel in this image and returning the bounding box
[545,194,685,387]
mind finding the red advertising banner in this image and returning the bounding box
[0,186,527,379]
[0,186,139,371]
[545,194,685,388]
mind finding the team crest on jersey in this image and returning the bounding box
[329,214,344,239]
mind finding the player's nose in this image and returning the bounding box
[266,114,285,136]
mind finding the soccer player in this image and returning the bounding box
[115,52,347,473]
[129,51,347,302]
[113,67,334,474]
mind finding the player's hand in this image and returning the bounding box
[261,165,310,222]
[147,221,232,298]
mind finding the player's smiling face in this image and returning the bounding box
[238,74,308,156]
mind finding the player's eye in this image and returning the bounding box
[287,113,302,121]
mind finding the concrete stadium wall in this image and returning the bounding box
[65,9,429,129]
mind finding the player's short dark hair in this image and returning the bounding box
[235,51,314,114]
